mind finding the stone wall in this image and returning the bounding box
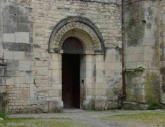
[0,0,33,113]
[0,0,122,113]
[31,0,122,111]
[124,0,163,109]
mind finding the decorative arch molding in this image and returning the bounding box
[48,16,105,54]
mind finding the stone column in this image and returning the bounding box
[82,54,96,109]
[80,55,86,108]
[95,54,107,110]
[48,53,63,112]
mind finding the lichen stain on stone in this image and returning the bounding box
[160,67,165,93]
[3,4,30,33]
[125,2,145,46]
[125,71,144,103]
[144,72,160,105]
[146,23,152,29]
[152,16,160,67]
[152,47,160,67]
[106,75,122,103]
[148,7,153,17]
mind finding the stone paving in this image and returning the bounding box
[9,109,165,127]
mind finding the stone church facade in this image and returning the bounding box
[0,0,165,113]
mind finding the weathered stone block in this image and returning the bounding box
[15,32,30,43]
[3,33,15,43]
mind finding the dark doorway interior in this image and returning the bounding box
[62,54,80,109]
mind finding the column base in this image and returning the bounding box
[122,101,149,110]
[82,97,120,110]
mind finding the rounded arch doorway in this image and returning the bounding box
[48,16,105,110]
[62,37,83,109]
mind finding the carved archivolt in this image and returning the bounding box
[49,16,105,54]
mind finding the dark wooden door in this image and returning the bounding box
[62,54,80,109]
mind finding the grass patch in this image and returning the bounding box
[0,112,8,120]
[0,118,90,127]
[103,112,165,127]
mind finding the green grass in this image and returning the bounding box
[0,118,90,127]
[0,112,8,120]
[103,112,165,127]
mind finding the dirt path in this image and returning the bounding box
[9,110,165,127]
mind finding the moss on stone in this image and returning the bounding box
[125,68,144,102]
[125,67,144,75]
[147,23,152,29]
[144,72,160,105]
[148,7,153,16]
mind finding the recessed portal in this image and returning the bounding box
[48,17,105,111]
[62,37,83,109]
[62,54,80,109]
